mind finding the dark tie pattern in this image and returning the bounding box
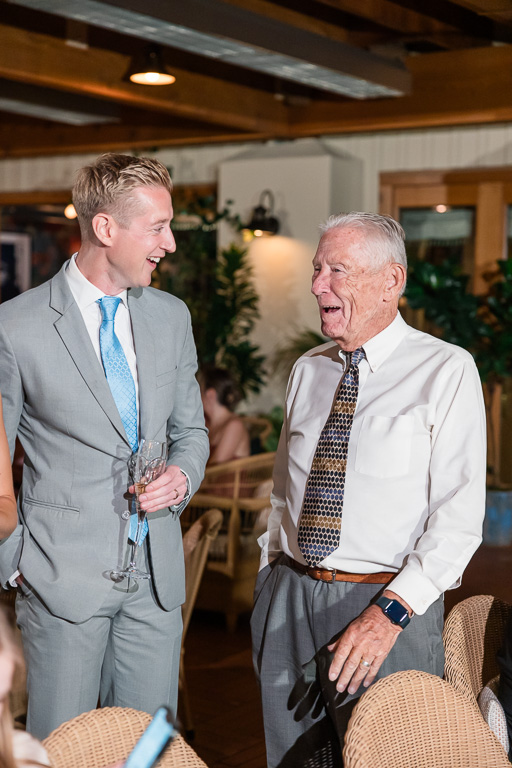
[297,347,365,566]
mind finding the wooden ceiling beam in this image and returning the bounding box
[0,23,289,135]
[388,0,512,41]
[315,0,473,39]
[287,44,512,134]
[0,121,270,158]
[220,0,351,43]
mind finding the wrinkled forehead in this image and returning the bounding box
[314,226,371,264]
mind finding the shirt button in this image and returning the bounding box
[121,511,131,521]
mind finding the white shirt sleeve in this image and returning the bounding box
[387,354,486,614]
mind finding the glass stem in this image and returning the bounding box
[129,488,146,569]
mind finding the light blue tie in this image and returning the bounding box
[98,296,147,544]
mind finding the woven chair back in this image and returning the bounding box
[343,669,509,768]
[43,706,208,768]
[443,594,512,705]
[182,508,223,636]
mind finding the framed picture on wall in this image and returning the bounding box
[0,232,31,302]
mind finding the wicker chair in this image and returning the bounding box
[180,508,223,738]
[443,594,512,706]
[343,669,510,767]
[181,452,275,631]
[240,416,273,453]
[43,706,208,768]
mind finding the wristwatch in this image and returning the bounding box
[375,596,411,629]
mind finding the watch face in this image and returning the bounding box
[377,597,409,626]
[386,601,408,624]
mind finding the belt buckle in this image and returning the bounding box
[318,569,335,583]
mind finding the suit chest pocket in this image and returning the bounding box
[354,415,415,479]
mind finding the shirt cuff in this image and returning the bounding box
[7,570,21,589]
[388,566,445,616]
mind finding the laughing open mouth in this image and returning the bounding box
[321,306,340,313]
[147,257,161,265]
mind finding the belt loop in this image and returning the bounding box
[331,570,336,583]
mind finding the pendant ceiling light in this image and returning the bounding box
[126,45,176,86]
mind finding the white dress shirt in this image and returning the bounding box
[65,253,140,418]
[258,313,487,616]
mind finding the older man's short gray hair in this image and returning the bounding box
[320,211,407,294]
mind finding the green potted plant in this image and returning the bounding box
[406,255,512,544]
[153,198,266,398]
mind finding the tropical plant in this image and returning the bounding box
[153,198,265,398]
[261,405,285,452]
[205,243,266,396]
[406,255,512,487]
[270,328,327,382]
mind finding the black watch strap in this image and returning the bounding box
[375,596,411,628]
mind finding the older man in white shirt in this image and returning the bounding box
[251,211,486,768]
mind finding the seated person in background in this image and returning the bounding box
[0,607,50,767]
[0,397,17,540]
[200,367,250,465]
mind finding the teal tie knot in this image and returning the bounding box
[98,295,122,323]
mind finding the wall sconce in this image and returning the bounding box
[242,190,280,240]
[125,45,176,86]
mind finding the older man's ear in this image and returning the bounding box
[383,262,406,302]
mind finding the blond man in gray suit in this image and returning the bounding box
[0,154,209,739]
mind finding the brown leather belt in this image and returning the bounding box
[289,558,394,584]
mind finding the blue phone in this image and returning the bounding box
[124,706,177,768]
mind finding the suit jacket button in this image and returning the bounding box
[121,511,131,520]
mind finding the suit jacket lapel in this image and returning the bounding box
[50,264,131,447]
[128,288,157,443]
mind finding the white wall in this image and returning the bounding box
[3,123,512,409]
[218,140,362,412]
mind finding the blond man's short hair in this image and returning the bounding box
[72,153,173,241]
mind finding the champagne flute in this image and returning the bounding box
[111,439,167,581]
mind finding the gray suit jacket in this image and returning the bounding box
[0,262,209,622]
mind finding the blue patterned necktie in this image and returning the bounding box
[297,347,365,566]
[98,296,146,544]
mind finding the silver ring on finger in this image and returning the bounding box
[360,658,371,669]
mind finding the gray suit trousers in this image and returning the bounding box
[251,555,444,768]
[16,543,182,741]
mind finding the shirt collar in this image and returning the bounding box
[338,312,409,372]
[66,253,128,311]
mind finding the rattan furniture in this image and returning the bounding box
[181,452,275,630]
[240,416,273,453]
[43,706,208,768]
[343,668,509,767]
[443,594,512,706]
[180,508,223,737]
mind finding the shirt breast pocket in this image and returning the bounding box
[354,415,414,479]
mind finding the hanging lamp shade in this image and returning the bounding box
[125,45,176,86]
